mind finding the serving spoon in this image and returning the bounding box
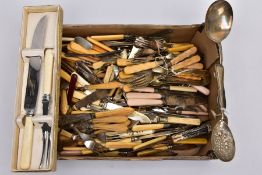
[205,0,235,162]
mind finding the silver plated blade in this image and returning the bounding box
[31,15,48,49]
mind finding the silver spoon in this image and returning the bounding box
[205,0,235,161]
[205,0,233,64]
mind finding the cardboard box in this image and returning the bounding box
[11,5,63,172]
[12,5,223,172]
[59,24,220,160]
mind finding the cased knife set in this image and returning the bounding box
[12,1,235,172]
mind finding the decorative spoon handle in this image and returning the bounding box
[215,64,226,109]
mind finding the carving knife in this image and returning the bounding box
[20,15,47,170]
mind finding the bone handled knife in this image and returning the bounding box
[42,49,54,115]
[20,15,47,170]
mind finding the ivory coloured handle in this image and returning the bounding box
[124,61,163,75]
[132,124,165,132]
[170,46,197,65]
[95,107,134,118]
[90,35,125,41]
[167,117,201,126]
[20,117,34,170]
[43,49,54,95]
[172,55,201,70]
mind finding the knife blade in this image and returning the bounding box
[73,90,110,110]
[20,15,47,170]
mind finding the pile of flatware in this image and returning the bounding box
[58,34,212,157]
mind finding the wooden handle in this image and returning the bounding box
[60,89,69,115]
[133,87,155,93]
[175,138,208,144]
[92,61,106,70]
[133,136,167,151]
[59,150,82,156]
[192,85,210,95]
[105,141,140,149]
[124,61,163,75]
[81,149,93,155]
[20,117,34,170]
[60,69,81,87]
[127,99,163,106]
[167,44,194,52]
[93,122,129,132]
[137,146,168,156]
[167,117,200,126]
[179,110,208,116]
[169,86,197,92]
[87,82,122,90]
[43,49,54,95]
[90,34,124,41]
[95,107,135,118]
[73,90,86,100]
[172,55,201,70]
[63,147,86,151]
[126,92,162,99]
[69,41,100,54]
[60,129,73,138]
[117,58,133,66]
[118,71,134,79]
[92,116,128,123]
[170,46,197,65]
[103,65,114,83]
[132,124,165,131]
[185,63,203,69]
[87,37,114,52]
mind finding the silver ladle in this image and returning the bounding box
[205,0,235,161]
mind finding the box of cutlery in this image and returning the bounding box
[12,1,235,172]
[11,5,63,172]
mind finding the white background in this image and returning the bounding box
[0,0,261,174]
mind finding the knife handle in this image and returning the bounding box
[92,116,128,124]
[126,92,162,99]
[172,55,201,71]
[132,124,166,132]
[105,141,140,149]
[60,89,69,115]
[93,122,129,132]
[169,86,197,92]
[92,61,106,70]
[124,61,163,75]
[132,87,155,93]
[69,41,100,54]
[127,99,163,106]
[67,74,78,105]
[167,117,201,126]
[43,49,54,95]
[20,117,34,170]
[192,85,210,95]
[87,37,114,52]
[137,146,168,156]
[170,46,197,65]
[90,34,125,41]
[117,59,133,66]
[185,63,204,70]
[167,44,194,53]
[133,136,167,151]
[87,82,123,90]
[95,107,134,118]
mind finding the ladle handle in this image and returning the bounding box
[215,64,226,109]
